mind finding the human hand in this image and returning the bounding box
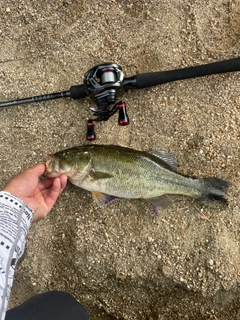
[3,164,68,222]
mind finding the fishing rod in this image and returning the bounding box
[0,57,239,140]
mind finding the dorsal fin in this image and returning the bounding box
[147,150,178,168]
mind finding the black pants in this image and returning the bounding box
[6,291,89,320]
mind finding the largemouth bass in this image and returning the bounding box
[45,144,229,213]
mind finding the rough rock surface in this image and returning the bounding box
[0,1,239,319]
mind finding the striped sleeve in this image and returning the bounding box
[0,192,33,320]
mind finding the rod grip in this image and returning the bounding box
[69,84,87,99]
[135,57,240,89]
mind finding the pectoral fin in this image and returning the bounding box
[92,191,117,207]
[89,171,113,180]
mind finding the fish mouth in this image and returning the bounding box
[45,155,61,177]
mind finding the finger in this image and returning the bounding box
[38,178,54,191]
[44,175,67,209]
[27,163,46,177]
[59,175,68,192]
[38,175,67,192]
[44,177,63,209]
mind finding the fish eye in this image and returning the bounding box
[59,152,66,159]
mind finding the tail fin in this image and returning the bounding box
[198,178,229,202]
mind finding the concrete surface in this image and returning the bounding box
[0,0,239,319]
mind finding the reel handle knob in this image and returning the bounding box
[86,120,96,141]
[118,101,129,126]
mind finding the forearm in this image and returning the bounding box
[0,192,33,320]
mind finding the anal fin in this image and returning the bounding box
[146,195,173,215]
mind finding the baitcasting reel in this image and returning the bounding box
[0,58,240,140]
[82,63,129,140]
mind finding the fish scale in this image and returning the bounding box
[85,148,195,198]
